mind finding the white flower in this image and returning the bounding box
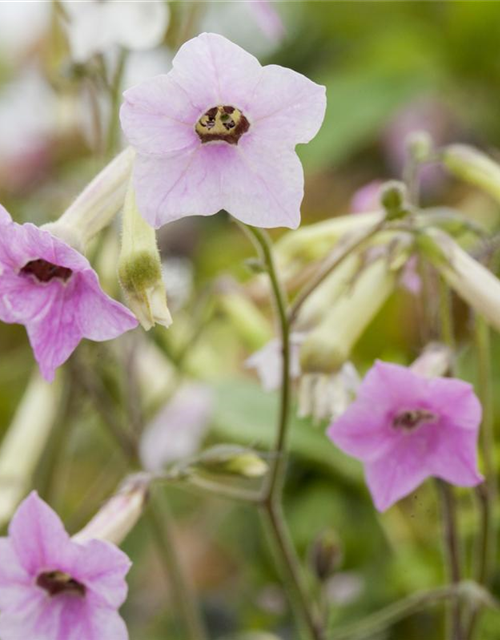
[62,0,170,63]
[245,333,305,392]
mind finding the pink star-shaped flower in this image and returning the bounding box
[0,492,131,640]
[120,32,326,229]
[0,205,138,381]
[327,361,483,511]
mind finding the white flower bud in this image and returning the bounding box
[442,144,500,203]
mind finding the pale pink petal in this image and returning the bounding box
[171,32,263,111]
[120,75,200,157]
[26,286,83,382]
[76,271,138,340]
[74,539,131,609]
[0,204,12,225]
[8,492,74,576]
[364,438,431,511]
[427,377,482,430]
[362,361,431,413]
[0,539,32,611]
[428,424,483,487]
[0,271,58,324]
[250,65,326,147]
[81,603,129,640]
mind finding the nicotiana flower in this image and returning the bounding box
[0,492,131,640]
[62,0,170,63]
[120,32,326,229]
[0,206,138,382]
[245,334,304,392]
[327,361,483,512]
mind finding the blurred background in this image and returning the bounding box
[0,2,499,639]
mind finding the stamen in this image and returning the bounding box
[195,105,250,145]
[36,571,86,597]
[20,259,73,283]
[392,409,437,431]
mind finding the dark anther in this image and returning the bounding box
[37,571,86,597]
[20,259,73,283]
[392,409,437,431]
[195,105,250,145]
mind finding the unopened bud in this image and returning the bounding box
[300,259,396,373]
[309,530,343,582]
[380,180,409,220]
[195,445,268,478]
[74,474,150,545]
[442,144,500,203]
[410,343,452,378]
[44,147,135,251]
[118,183,172,330]
[419,228,500,333]
[406,130,433,163]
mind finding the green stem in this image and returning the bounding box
[437,480,464,640]
[465,316,496,640]
[330,583,488,640]
[106,48,127,157]
[243,225,324,640]
[147,488,207,640]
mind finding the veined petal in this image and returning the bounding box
[171,33,263,111]
[0,204,12,225]
[0,272,58,324]
[121,75,200,157]
[0,539,32,611]
[251,65,326,147]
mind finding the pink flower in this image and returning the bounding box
[120,32,326,229]
[350,180,383,214]
[0,206,138,382]
[0,492,131,640]
[327,361,483,512]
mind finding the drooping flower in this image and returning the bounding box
[0,206,138,382]
[327,361,483,512]
[0,492,131,640]
[62,0,170,63]
[120,32,326,229]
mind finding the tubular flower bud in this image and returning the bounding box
[0,374,61,527]
[44,147,135,252]
[418,228,500,333]
[194,445,268,478]
[74,474,150,546]
[300,258,397,373]
[442,144,500,203]
[410,343,453,379]
[118,183,172,330]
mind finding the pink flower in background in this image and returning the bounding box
[350,180,384,214]
[0,492,130,640]
[246,0,286,42]
[120,32,326,229]
[0,206,138,382]
[327,361,483,511]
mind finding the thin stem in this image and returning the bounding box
[243,224,324,640]
[329,582,489,640]
[465,316,496,639]
[288,220,385,325]
[147,488,207,640]
[437,480,464,640]
[106,48,127,157]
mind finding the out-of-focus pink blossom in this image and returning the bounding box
[350,180,384,214]
[246,1,286,43]
[140,384,213,473]
[0,206,138,381]
[328,361,483,511]
[0,492,130,640]
[120,32,326,229]
[399,254,422,295]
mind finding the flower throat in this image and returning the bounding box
[195,105,250,145]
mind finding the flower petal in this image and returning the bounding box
[427,377,482,430]
[364,439,431,511]
[171,32,263,111]
[8,492,74,575]
[0,204,12,225]
[0,538,32,611]
[251,65,326,147]
[428,424,483,487]
[76,271,138,341]
[0,271,58,324]
[121,75,200,157]
[74,539,131,609]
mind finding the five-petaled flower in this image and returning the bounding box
[0,205,138,382]
[327,361,483,511]
[0,492,131,640]
[120,32,326,229]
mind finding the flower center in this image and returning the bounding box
[392,409,437,431]
[195,105,250,145]
[20,259,73,283]
[36,570,86,597]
